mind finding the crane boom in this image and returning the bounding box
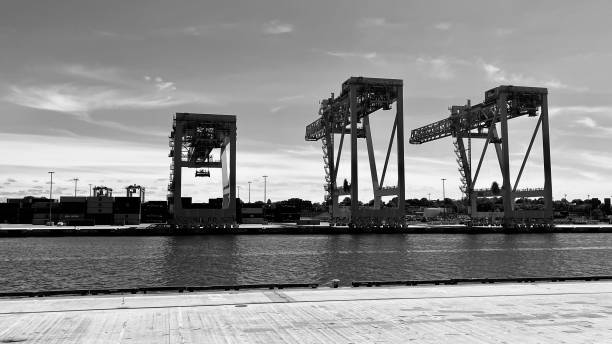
[409,85,547,144]
[305,77,402,141]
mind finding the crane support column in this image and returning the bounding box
[541,94,553,214]
[396,84,406,214]
[498,93,513,228]
[349,84,359,217]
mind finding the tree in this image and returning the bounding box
[491,181,500,195]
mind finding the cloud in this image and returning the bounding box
[326,51,378,60]
[145,75,177,91]
[481,62,587,91]
[278,94,304,102]
[270,106,283,113]
[61,65,126,84]
[549,106,612,117]
[359,17,387,27]
[4,84,206,116]
[495,28,514,36]
[416,57,454,80]
[162,23,239,37]
[181,26,206,36]
[434,22,452,31]
[576,117,597,128]
[3,66,216,117]
[93,30,120,38]
[263,20,293,35]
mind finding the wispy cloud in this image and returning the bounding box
[416,57,454,80]
[576,117,597,128]
[3,65,217,117]
[263,20,293,35]
[495,28,514,36]
[482,62,587,91]
[4,84,211,116]
[359,17,387,28]
[270,106,283,113]
[326,51,378,60]
[171,23,239,37]
[549,106,612,117]
[278,94,304,102]
[61,65,127,85]
[147,76,176,91]
[269,94,305,113]
[434,22,452,31]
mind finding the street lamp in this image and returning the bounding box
[263,175,268,203]
[237,185,241,199]
[48,171,54,224]
[89,183,92,197]
[73,178,79,197]
[248,181,251,204]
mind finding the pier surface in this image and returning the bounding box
[1,281,611,343]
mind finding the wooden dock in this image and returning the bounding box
[1,281,611,343]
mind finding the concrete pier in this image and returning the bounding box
[1,281,611,343]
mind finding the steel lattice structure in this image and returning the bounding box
[305,77,405,227]
[410,85,553,228]
[126,184,145,203]
[167,113,237,227]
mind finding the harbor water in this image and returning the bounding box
[1,233,612,292]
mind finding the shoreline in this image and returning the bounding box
[2,223,612,237]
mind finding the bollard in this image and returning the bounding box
[332,279,340,288]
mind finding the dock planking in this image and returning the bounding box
[1,281,611,343]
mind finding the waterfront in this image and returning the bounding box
[2,233,612,293]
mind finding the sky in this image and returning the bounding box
[2,0,612,203]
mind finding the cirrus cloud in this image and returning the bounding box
[263,20,293,35]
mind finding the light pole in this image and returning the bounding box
[263,175,268,203]
[587,194,591,219]
[73,178,79,197]
[248,181,251,204]
[237,186,241,199]
[48,171,54,224]
[89,184,92,197]
[441,178,446,217]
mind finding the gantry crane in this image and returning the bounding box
[167,113,237,227]
[305,77,405,227]
[126,184,145,203]
[410,85,553,228]
[92,186,113,197]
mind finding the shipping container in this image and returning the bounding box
[114,213,140,225]
[86,206,113,214]
[60,196,87,203]
[92,214,113,225]
[113,197,141,210]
